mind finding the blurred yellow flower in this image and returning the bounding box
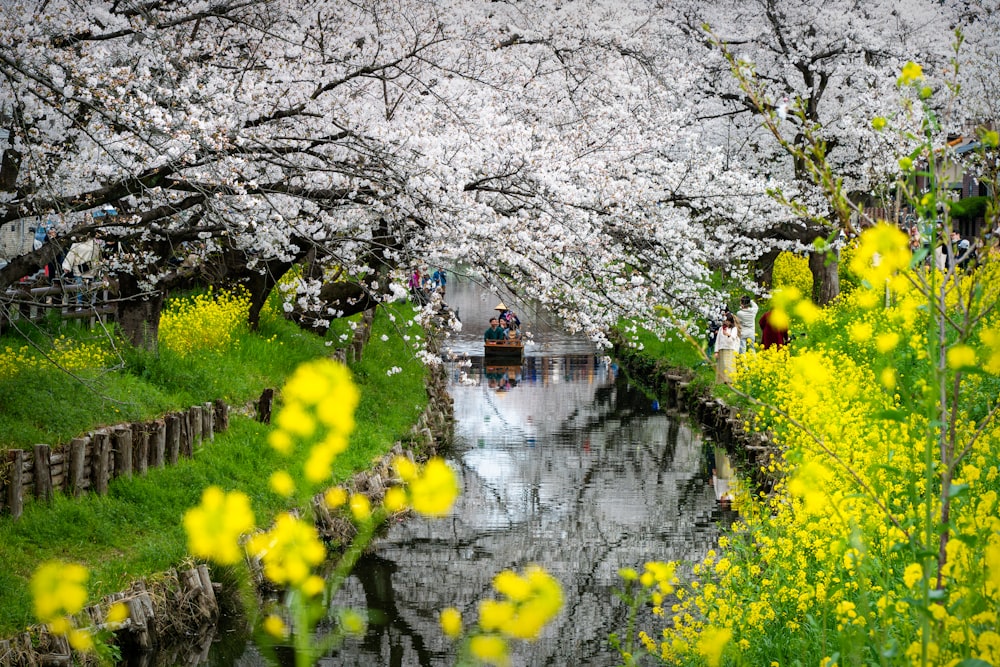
[340,609,366,636]
[409,458,460,517]
[269,470,296,496]
[106,601,129,628]
[350,493,372,521]
[849,223,911,287]
[325,486,348,509]
[478,565,563,641]
[67,628,94,651]
[946,344,976,370]
[469,634,509,666]
[31,561,89,624]
[247,512,326,587]
[697,626,732,667]
[183,487,256,565]
[384,486,408,512]
[263,614,288,638]
[875,332,900,353]
[439,607,463,638]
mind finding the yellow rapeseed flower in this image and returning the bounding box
[478,565,563,641]
[325,486,348,509]
[67,628,94,651]
[697,626,732,667]
[849,223,911,287]
[340,609,367,636]
[409,457,460,517]
[439,607,463,638]
[384,486,408,512]
[263,614,288,638]
[946,344,977,370]
[183,486,256,565]
[31,561,89,624]
[899,62,923,85]
[269,470,296,497]
[470,634,509,666]
[247,512,326,587]
[269,358,361,488]
[875,332,900,353]
[106,601,129,628]
[350,493,372,521]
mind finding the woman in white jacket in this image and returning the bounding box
[714,312,741,384]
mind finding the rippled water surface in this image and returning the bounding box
[203,279,733,667]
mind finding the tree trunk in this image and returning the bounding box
[117,274,164,351]
[754,249,781,288]
[809,247,840,305]
[244,259,294,331]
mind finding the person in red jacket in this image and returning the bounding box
[758,310,790,349]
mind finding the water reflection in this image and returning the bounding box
[212,279,735,666]
[315,352,734,666]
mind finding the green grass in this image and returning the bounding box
[0,297,430,636]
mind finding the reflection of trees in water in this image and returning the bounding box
[323,359,727,666]
[322,555,439,667]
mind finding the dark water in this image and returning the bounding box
[197,279,735,666]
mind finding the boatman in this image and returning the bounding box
[484,317,505,341]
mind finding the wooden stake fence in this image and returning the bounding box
[0,399,230,520]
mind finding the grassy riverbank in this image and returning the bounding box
[0,293,428,636]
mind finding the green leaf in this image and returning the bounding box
[880,638,900,658]
[954,660,993,667]
[874,409,908,422]
[948,483,969,499]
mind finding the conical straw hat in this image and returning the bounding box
[493,302,508,311]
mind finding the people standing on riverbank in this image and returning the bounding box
[705,304,729,356]
[713,312,740,384]
[432,267,447,294]
[734,295,758,353]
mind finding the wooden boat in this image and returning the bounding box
[484,338,524,358]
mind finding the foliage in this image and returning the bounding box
[0,288,332,450]
[771,252,812,300]
[158,287,255,357]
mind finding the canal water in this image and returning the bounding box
[204,279,734,666]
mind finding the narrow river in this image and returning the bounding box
[206,279,733,666]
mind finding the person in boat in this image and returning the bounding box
[484,318,505,341]
[499,309,520,330]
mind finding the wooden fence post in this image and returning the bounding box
[112,427,132,480]
[6,450,24,520]
[69,437,88,498]
[92,431,111,496]
[32,444,53,503]
[189,405,203,448]
[166,413,181,464]
[180,411,193,458]
[150,419,166,469]
[213,399,229,433]
[132,422,149,476]
[201,402,213,441]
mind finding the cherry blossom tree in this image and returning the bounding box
[0,0,992,352]
[658,0,968,303]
